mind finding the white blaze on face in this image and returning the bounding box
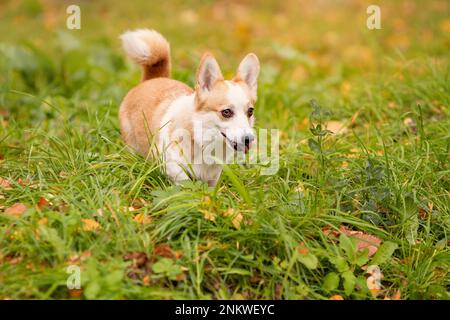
[221,81,254,144]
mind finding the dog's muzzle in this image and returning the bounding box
[221,132,254,153]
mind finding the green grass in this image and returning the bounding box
[0,0,449,300]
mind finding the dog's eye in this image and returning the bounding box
[247,107,254,117]
[221,109,234,118]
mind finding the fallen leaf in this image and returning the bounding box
[296,242,309,255]
[419,207,428,220]
[154,244,174,258]
[232,213,243,229]
[197,240,219,252]
[68,289,83,298]
[94,208,103,217]
[17,178,30,186]
[5,255,23,265]
[130,197,149,209]
[403,117,417,134]
[67,250,92,264]
[174,250,183,259]
[339,226,381,257]
[327,120,348,135]
[199,209,216,222]
[275,283,283,300]
[38,217,48,225]
[322,226,340,238]
[366,265,383,295]
[142,275,151,285]
[81,218,101,231]
[124,252,149,267]
[37,197,49,209]
[384,290,401,300]
[4,203,27,216]
[330,295,344,300]
[176,273,186,281]
[223,208,243,229]
[0,178,11,189]
[133,213,152,224]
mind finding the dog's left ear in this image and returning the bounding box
[235,53,260,98]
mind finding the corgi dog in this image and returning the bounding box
[119,29,260,186]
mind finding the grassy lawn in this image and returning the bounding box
[0,0,449,300]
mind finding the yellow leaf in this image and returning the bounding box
[81,218,101,231]
[199,209,216,222]
[232,212,243,230]
[223,208,243,229]
[133,213,152,225]
[330,295,344,300]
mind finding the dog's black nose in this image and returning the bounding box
[242,134,255,146]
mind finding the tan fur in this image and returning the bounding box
[119,78,192,155]
[195,80,230,112]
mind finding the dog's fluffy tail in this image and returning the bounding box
[120,29,171,81]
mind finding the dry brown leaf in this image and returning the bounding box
[81,218,101,231]
[38,217,48,225]
[0,178,11,189]
[154,244,174,258]
[339,226,381,257]
[68,289,83,299]
[4,203,27,216]
[330,295,344,300]
[123,251,149,267]
[322,226,340,238]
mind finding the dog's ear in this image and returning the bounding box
[195,53,223,98]
[235,53,260,98]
